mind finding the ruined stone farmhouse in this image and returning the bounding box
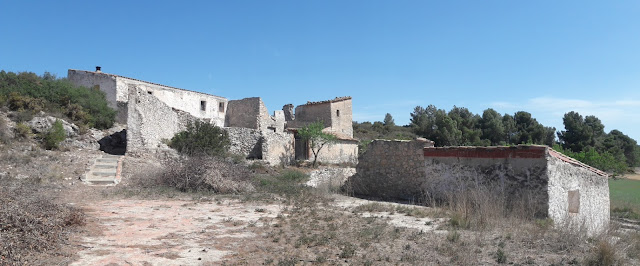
[68,67,358,165]
[349,140,610,235]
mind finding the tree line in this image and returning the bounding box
[406,105,639,174]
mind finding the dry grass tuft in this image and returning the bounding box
[155,156,255,194]
[0,184,85,264]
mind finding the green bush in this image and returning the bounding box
[14,123,32,139]
[169,120,230,156]
[0,71,116,129]
[553,144,628,175]
[42,120,66,150]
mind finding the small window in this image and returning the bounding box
[147,91,153,95]
[219,102,225,112]
[568,190,580,214]
[200,101,207,111]
[336,110,340,117]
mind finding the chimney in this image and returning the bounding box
[95,66,102,73]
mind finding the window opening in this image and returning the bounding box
[200,101,207,111]
[336,110,340,117]
[568,190,580,214]
[219,102,225,112]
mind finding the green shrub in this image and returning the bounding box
[14,123,32,139]
[495,248,507,264]
[42,120,66,150]
[7,92,45,113]
[258,170,309,197]
[169,120,230,156]
[553,144,628,175]
[0,71,116,129]
[0,117,9,144]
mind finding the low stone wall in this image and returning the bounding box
[348,140,430,200]
[307,167,356,192]
[314,140,359,166]
[422,146,550,217]
[350,143,610,235]
[225,127,262,159]
[262,131,295,166]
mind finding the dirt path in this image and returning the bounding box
[72,199,283,265]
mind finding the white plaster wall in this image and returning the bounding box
[117,77,227,127]
[67,70,118,109]
[546,156,610,235]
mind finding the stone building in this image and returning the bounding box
[349,140,609,235]
[68,67,228,126]
[68,67,357,165]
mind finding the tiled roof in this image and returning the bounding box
[69,69,226,99]
[548,149,609,177]
[302,96,352,106]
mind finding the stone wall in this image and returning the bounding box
[225,127,262,159]
[226,97,265,129]
[313,139,359,165]
[421,146,551,217]
[350,143,610,235]
[349,140,431,200]
[329,99,353,137]
[68,69,227,126]
[290,102,332,129]
[546,151,610,234]
[67,69,120,119]
[262,131,295,166]
[126,86,196,155]
[116,77,227,127]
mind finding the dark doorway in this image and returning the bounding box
[98,129,127,155]
[294,136,309,160]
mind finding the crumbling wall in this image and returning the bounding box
[126,86,196,155]
[313,140,359,166]
[262,131,295,166]
[225,97,265,129]
[116,77,227,127]
[349,140,430,199]
[421,146,551,216]
[546,152,610,235]
[289,102,332,129]
[225,127,262,159]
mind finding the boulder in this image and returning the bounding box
[28,116,78,137]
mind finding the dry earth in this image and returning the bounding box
[68,192,445,265]
[71,199,283,265]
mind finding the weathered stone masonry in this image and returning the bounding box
[350,141,610,235]
[68,67,356,166]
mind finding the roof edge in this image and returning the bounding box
[68,69,227,100]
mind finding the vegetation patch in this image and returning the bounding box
[0,71,116,129]
[169,120,230,157]
[0,184,85,264]
[609,178,640,218]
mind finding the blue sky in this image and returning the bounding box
[1,1,639,141]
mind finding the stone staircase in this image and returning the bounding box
[82,154,123,186]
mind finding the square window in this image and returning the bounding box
[200,101,207,111]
